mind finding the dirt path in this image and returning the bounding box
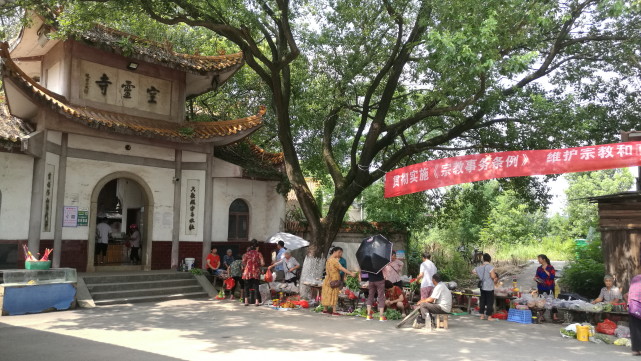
[496,260,567,293]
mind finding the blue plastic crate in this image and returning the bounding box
[507,308,532,324]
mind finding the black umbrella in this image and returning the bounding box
[356,234,393,274]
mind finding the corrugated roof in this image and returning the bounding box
[0,42,264,144]
[588,191,641,203]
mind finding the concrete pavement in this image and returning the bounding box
[0,298,633,361]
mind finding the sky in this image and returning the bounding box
[546,166,639,216]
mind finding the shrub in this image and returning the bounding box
[407,230,472,282]
[560,239,605,298]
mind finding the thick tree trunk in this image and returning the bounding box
[298,209,349,299]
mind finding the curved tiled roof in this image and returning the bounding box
[78,25,245,74]
[0,96,33,147]
[248,142,285,165]
[0,42,264,143]
[214,140,284,180]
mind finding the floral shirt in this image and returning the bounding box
[536,264,556,293]
[242,250,263,280]
[383,259,403,284]
[230,259,243,278]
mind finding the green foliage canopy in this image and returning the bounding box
[8,0,641,257]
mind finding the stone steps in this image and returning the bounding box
[82,271,209,305]
[87,278,197,293]
[93,292,209,306]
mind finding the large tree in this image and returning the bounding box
[11,0,641,283]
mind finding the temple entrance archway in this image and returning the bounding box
[87,172,154,272]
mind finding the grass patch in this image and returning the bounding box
[489,236,574,265]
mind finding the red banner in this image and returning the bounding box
[385,141,641,198]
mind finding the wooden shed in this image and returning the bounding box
[591,191,641,291]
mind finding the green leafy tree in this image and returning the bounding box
[433,181,500,248]
[361,181,431,229]
[564,169,634,237]
[10,1,641,287]
[479,190,548,246]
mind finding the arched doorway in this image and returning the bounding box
[87,172,154,272]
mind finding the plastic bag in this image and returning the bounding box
[223,277,235,290]
[614,338,632,347]
[492,310,508,320]
[264,270,274,282]
[615,325,631,338]
[259,283,271,304]
[596,319,617,335]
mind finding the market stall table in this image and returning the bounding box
[557,307,629,324]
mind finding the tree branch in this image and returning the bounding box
[349,0,405,172]
[323,106,347,188]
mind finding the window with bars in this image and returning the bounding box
[228,199,249,241]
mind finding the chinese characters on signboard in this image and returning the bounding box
[385,141,641,198]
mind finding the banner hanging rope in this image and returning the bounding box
[385,141,641,198]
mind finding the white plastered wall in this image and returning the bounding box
[68,134,175,161]
[0,153,34,239]
[62,157,175,241]
[212,178,285,242]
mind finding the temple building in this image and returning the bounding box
[0,15,286,272]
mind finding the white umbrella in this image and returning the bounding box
[266,232,310,250]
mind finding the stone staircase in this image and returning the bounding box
[82,272,210,306]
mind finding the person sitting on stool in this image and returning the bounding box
[206,247,222,276]
[414,273,452,329]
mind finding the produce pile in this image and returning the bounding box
[511,294,626,312]
[345,276,361,292]
[560,323,631,347]
[346,307,403,320]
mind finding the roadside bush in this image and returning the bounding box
[560,239,605,298]
[407,229,472,282]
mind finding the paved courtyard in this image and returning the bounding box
[0,298,634,361]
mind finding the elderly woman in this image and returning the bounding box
[321,247,356,315]
[591,275,622,304]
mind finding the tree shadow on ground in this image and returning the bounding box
[5,299,634,361]
[0,323,183,361]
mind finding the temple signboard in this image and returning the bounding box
[76,59,172,116]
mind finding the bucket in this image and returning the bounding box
[184,258,195,270]
[576,325,590,342]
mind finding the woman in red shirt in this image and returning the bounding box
[242,239,264,306]
[384,280,408,314]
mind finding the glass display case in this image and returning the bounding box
[2,268,77,286]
